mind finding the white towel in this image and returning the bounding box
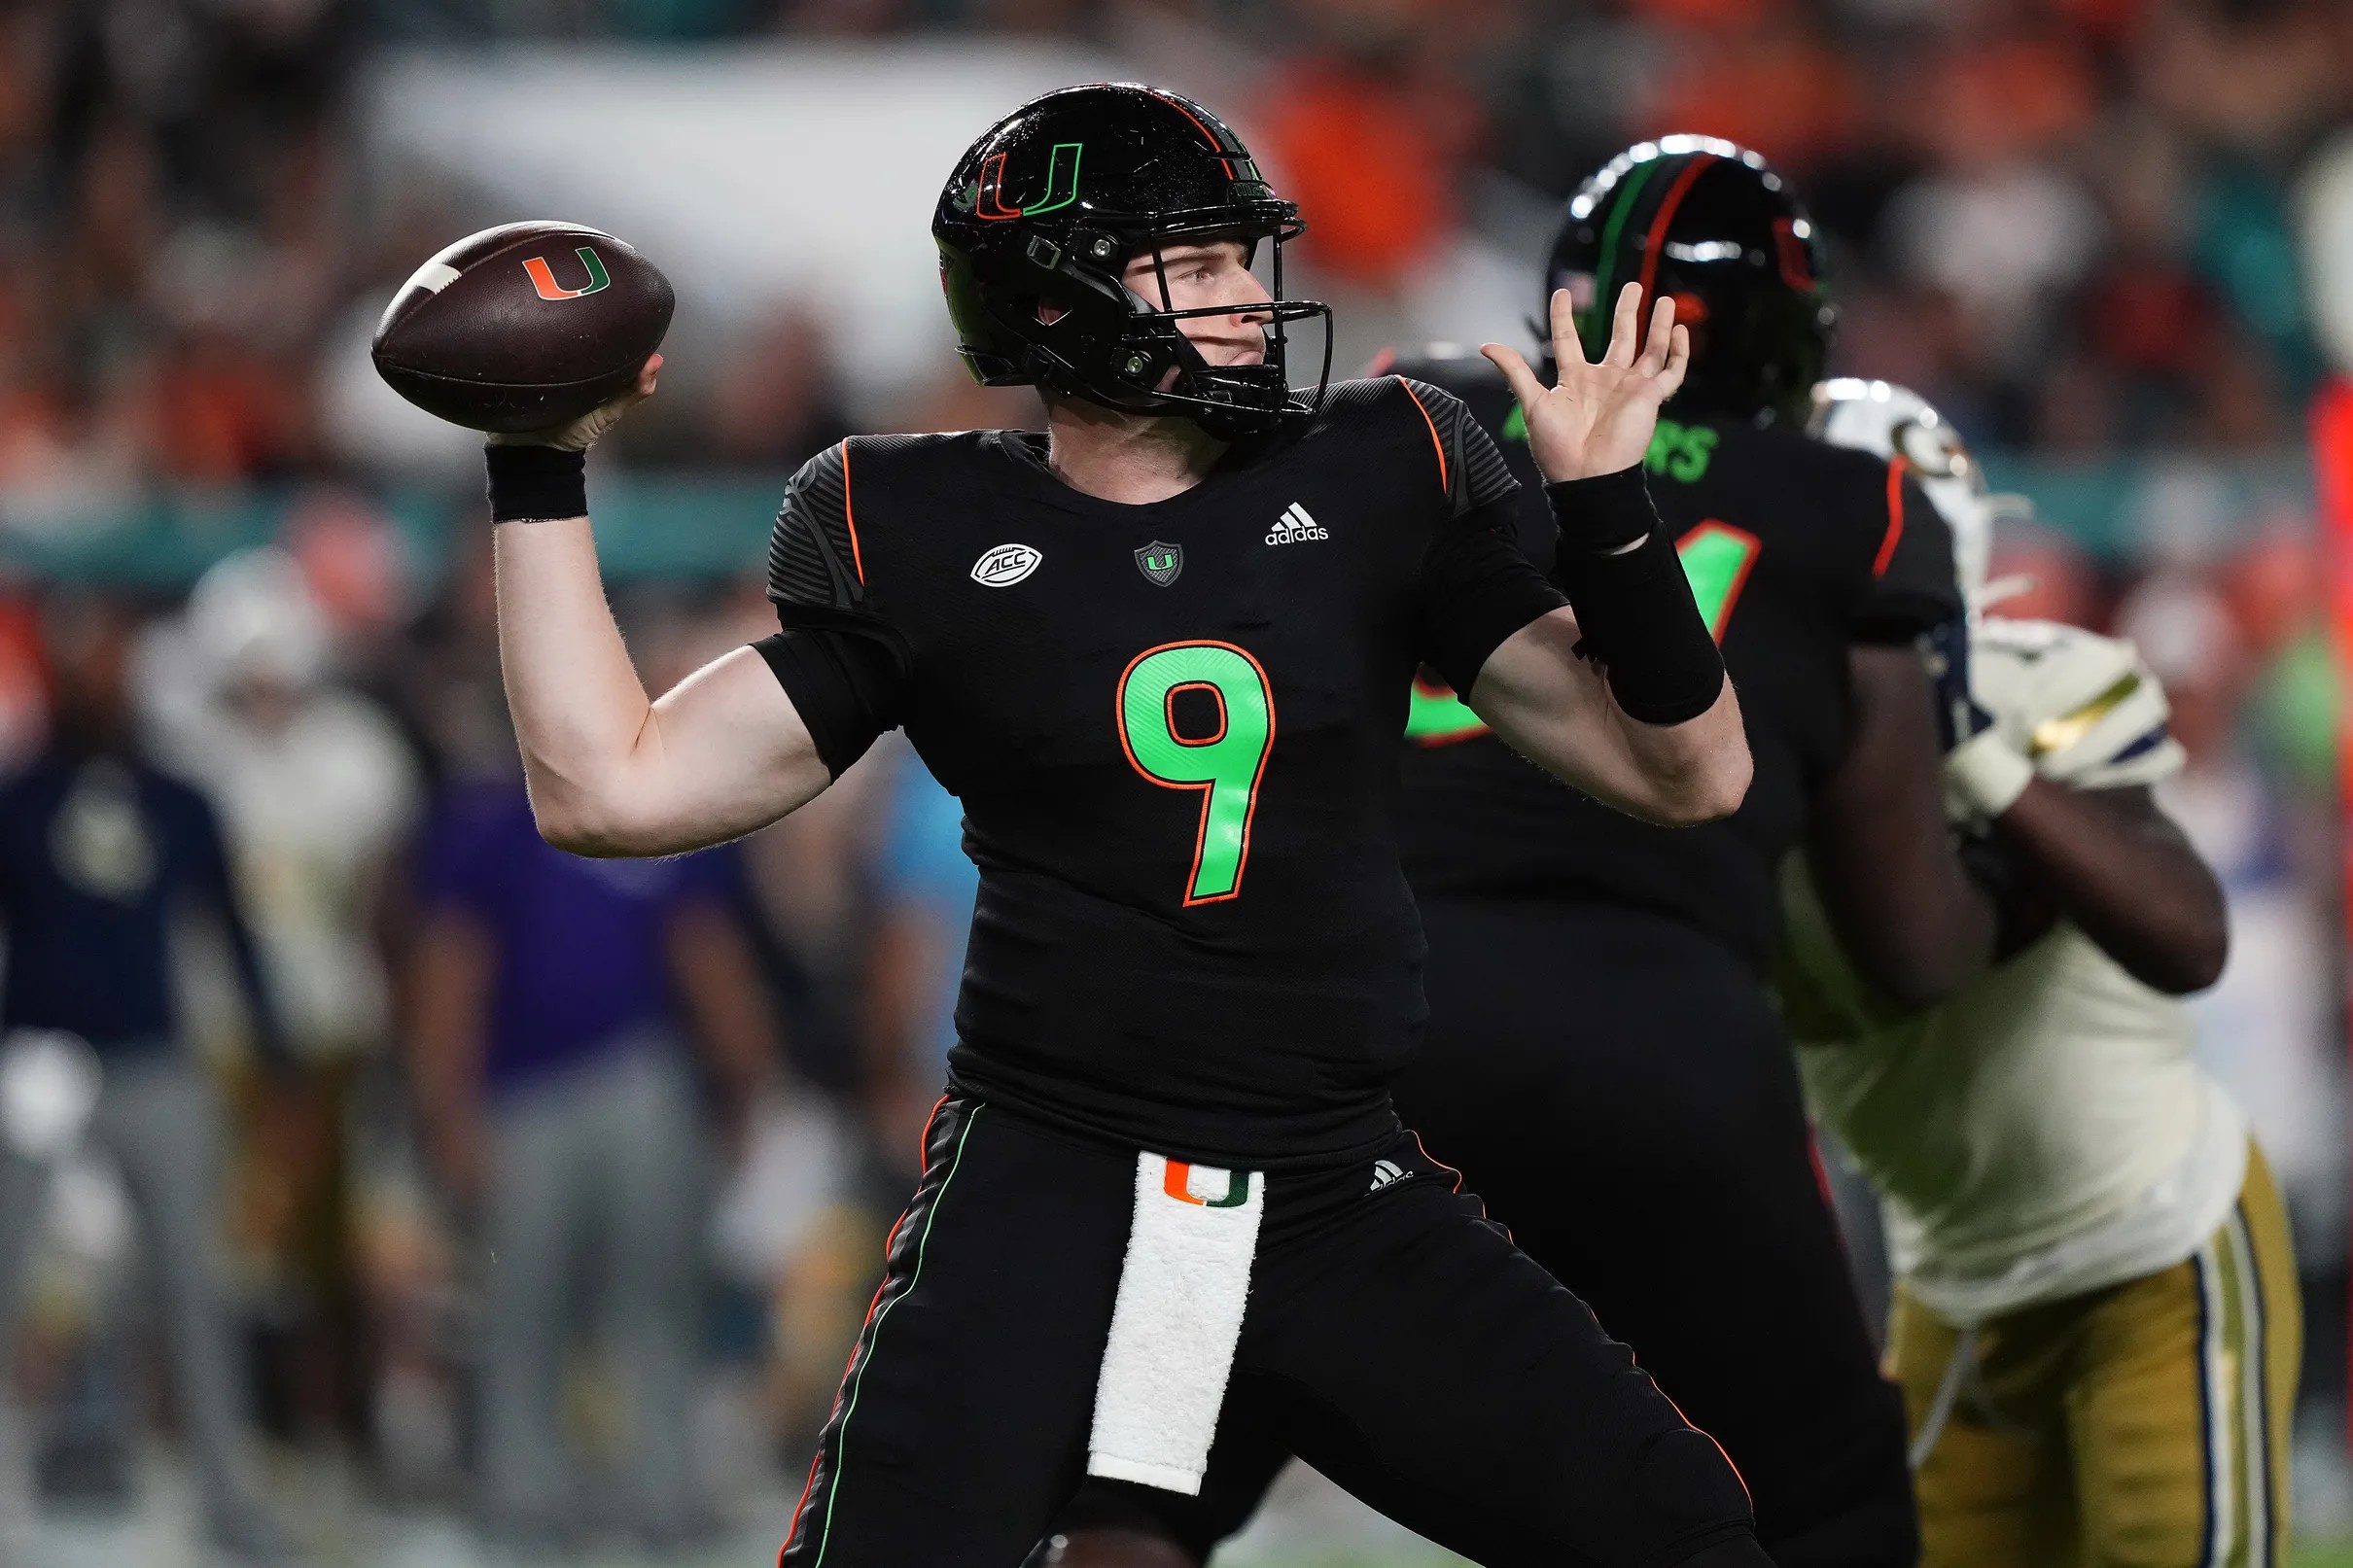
[1087,1152,1265,1494]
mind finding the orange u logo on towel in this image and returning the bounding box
[1164,1162,1249,1208]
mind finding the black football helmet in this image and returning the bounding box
[933,83,1331,440]
[1546,135,1834,427]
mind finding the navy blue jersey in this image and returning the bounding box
[0,748,279,1055]
[1392,352,1963,972]
[760,376,1559,1164]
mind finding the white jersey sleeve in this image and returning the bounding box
[1971,617,2184,792]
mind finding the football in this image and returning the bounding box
[370,221,675,436]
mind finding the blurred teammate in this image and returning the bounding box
[0,596,288,1559]
[475,83,1768,1566]
[1782,382,2296,1568]
[1052,135,1980,1568]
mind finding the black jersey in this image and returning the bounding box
[762,377,1559,1165]
[1392,353,1962,972]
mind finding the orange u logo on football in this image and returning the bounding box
[523,248,613,300]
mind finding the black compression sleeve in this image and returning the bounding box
[753,629,901,777]
[1545,466,1725,726]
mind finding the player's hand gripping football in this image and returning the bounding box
[1483,282,1689,483]
[485,354,663,451]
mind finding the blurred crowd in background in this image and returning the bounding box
[0,0,2349,1562]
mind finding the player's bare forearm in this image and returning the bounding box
[1809,644,1994,1009]
[1609,672,1746,819]
[1989,783,2227,993]
[493,517,830,855]
[1470,609,1750,825]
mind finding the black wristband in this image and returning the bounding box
[1544,464,1657,554]
[484,444,587,523]
[1545,467,1725,726]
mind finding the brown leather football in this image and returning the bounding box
[371,221,675,435]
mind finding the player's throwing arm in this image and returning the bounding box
[485,401,832,857]
[372,224,834,858]
[1470,282,1752,824]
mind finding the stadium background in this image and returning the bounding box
[2,0,2351,1562]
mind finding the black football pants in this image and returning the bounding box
[779,1092,1760,1568]
[1055,897,1916,1568]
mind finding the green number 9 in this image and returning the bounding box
[1117,642,1276,905]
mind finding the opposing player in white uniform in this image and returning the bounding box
[1782,381,2300,1568]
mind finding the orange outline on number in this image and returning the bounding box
[1163,680,1229,746]
[1115,640,1276,907]
[1677,518,1762,641]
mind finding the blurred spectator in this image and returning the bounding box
[1254,7,1482,293]
[153,550,418,1063]
[142,547,422,1440]
[405,771,780,1548]
[0,595,287,1559]
[698,307,853,469]
[1640,13,1861,168]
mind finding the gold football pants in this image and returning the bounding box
[1891,1145,2299,1568]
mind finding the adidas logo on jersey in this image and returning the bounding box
[1266,503,1329,546]
[1367,1158,1404,1194]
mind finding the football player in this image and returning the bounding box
[480,86,1769,1566]
[1048,136,1983,1568]
[1784,380,2298,1568]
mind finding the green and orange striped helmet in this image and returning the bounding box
[1547,136,1834,428]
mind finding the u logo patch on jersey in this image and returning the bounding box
[1135,540,1183,587]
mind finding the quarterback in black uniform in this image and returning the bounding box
[1051,138,1996,1568]
[476,87,1765,1567]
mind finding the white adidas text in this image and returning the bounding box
[1266,503,1329,546]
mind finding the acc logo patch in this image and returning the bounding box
[970,542,1042,586]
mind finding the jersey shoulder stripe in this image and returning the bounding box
[1294,374,1520,520]
[768,441,861,613]
[1391,375,1519,518]
[766,434,983,614]
[1873,455,1908,577]
[1394,377,1452,494]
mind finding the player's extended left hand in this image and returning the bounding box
[1483,283,1689,483]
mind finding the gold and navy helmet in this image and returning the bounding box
[932,83,1332,440]
[1548,136,1834,427]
